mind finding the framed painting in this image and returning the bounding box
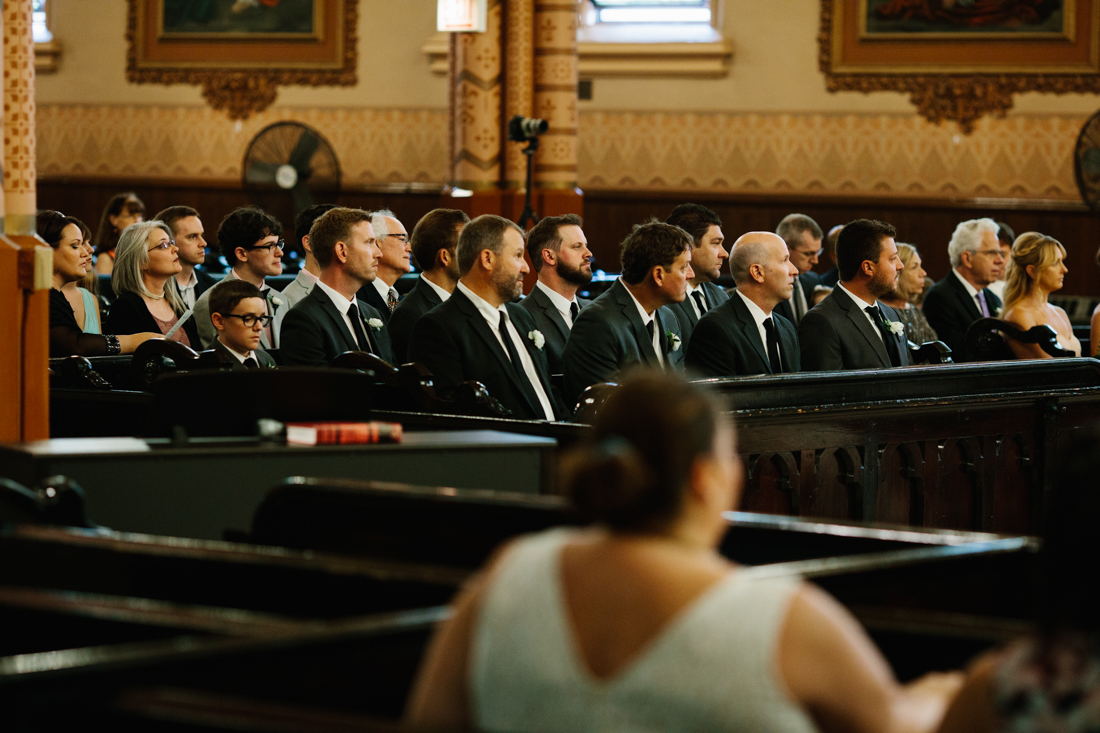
[821,0,1100,132]
[127,0,358,120]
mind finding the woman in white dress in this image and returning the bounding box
[407,370,961,733]
[1000,232,1081,359]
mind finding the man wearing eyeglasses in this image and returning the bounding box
[355,209,411,323]
[207,279,276,369]
[773,213,824,326]
[193,206,287,350]
[922,218,1006,362]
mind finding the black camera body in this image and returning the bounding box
[508,114,549,142]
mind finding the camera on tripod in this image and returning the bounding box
[508,115,549,142]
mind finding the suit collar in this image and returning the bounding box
[947,269,985,319]
[830,287,891,368]
[731,291,772,369]
[528,284,571,340]
[416,274,446,304]
[611,280,661,364]
[307,286,360,351]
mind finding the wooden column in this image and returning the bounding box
[533,0,582,216]
[449,0,505,216]
[1,1,48,441]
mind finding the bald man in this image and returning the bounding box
[685,232,801,377]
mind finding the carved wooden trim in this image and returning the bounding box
[125,1,358,121]
[819,0,1100,133]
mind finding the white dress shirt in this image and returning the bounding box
[735,289,779,368]
[372,276,399,306]
[621,278,664,366]
[535,280,579,329]
[457,281,556,421]
[686,282,707,320]
[952,268,989,316]
[838,282,884,344]
[315,278,369,350]
[421,274,452,302]
[217,338,255,364]
[177,269,199,309]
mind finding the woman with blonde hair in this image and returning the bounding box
[106,220,199,348]
[879,243,938,344]
[1000,232,1080,359]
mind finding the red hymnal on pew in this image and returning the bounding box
[285,421,403,446]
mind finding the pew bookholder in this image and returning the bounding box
[908,340,953,365]
[48,355,113,390]
[572,382,618,425]
[130,339,204,387]
[0,475,97,528]
[965,318,1073,361]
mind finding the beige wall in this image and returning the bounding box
[35,0,1099,199]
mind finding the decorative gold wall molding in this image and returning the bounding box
[577,111,1086,201]
[37,105,448,185]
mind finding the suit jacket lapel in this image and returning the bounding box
[731,296,771,371]
[949,272,982,320]
[418,276,443,307]
[613,281,660,365]
[531,287,571,342]
[834,289,891,368]
[314,291,359,352]
[454,291,538,412]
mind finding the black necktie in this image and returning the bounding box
[762,317,782,374]
[347,303,375,354]
[866,305,902,367]
[645,319,656,352]
[243,357,258,370]
[498,310,542,414]
[569,301,579,324]
[692,290,708,317]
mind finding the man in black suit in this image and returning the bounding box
[155,206,217,309]
[519,213,593,375]
[665,203,730,348]
[355,209,410,322]
[408,215,565,421]
[563,220,690,406]
[388,208,470,362]
[280,207,394,366]
[686,232,800,377]
[207,279,276,369]
[922,218,1006,362]
[799,219,911,371]
[774,213,824,326]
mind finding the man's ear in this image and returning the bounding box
[749,263,766,284]
[234,247,249,265]
[334,241,349,264]
[650,265,665,288]
[959,250,972,269]
[301,236,312,255]
[541,248,556,268]
[437,247,452,268]
[478,248,494,271]
[861,259,875,278]
[211,312,225,332]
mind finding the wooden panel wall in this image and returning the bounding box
[38,178,1100,296]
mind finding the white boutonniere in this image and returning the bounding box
[994,306,1003,317]
[886,321,905,336]
[270,295,283,308]
[528,330,545,350]
[367,318,384,330]
[667,330,682,352]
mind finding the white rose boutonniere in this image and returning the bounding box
[527,330,545,350]
[994,306,1003,317]
[367,318,384,330]
[667,330,682,352]
[886,321,905,336]
[270,295,284,308]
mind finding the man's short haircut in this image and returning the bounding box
[665,203,721,247]
[218,206,283,265]
[776,213,824,250]
[295,203,338,244]
[456,214,525,275]
[525,213,583,273]
[153,206,200,237]
[308,207,373,269]
[208,279,265,320]
[996,220,1016,246]
[620,219,692,285]
[410,208,471,271]
[836,219,897,282]
[825,224,843,255]
[728,238,771,287]
[948,218,1000,268]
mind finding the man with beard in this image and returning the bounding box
[408,215,565,421]
[388,208,470,362]
[665,203,729,348]
[798,219,911,370]
[519,213,593,375]
[279,207,394,366]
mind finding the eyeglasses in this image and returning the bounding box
[246,240,285,252]
[386,233,409,243]
[977,249,1004,258]
[224,313,273,328]
[147,239,176,252]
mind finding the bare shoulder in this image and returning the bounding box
[1001,304,1038,330]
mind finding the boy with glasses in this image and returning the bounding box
[193,206,287,350]
[207,279,276,369]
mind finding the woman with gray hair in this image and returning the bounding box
[879,243,938,344]
[106,220,200,348]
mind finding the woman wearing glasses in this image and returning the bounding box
[106,220,200,349]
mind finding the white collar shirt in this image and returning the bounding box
[315,278,370,351]
[217,338,254,364]
[177,269,199,309]
[686,282,706,320]
[837,281,884,344]
[371,277,395,302]
[421,274,452,302]
[735,289,779,368]
[535,280,579,329]
[621,278,663,366]
[457,281,556,421]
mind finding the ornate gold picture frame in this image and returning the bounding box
[821,0,1100,132]
[127,0,358,120]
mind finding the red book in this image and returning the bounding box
[285,421,403,446]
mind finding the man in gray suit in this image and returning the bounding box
[281,203,338,309]
[519,213,592,375]
[193,207,287,350]
[799,219,910,371]
[665,203,729,347]
[563,220,690,406]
